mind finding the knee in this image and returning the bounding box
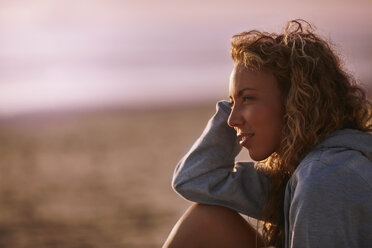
[163,203,215,247]
[163,203,262,248]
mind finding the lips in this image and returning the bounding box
[237,133,254,146]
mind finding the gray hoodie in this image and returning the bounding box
[173,101,372,248]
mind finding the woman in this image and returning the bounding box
[163,20,372,248]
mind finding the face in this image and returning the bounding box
[228,63,283,161]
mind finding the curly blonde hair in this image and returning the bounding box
[230,19,372,247]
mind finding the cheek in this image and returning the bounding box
[265,106,284,148]
[240,105,262,130]
[247,104,279,127]
[242,104,283,160]
[253,105,283,142]
[241,102,283,135]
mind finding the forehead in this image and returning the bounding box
[229,64,279,96]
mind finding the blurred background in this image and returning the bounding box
[0,0,371,247]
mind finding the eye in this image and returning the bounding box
[242,95,256,101]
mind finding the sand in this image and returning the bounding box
[0,104,221,247]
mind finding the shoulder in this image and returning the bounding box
[286,130,372,244]
[289,141,372,202]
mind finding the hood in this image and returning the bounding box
[317,129,372,161]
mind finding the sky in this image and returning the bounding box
[0,0,372,117]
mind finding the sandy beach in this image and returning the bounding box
[1,81,371,247]
[0,104,220,247]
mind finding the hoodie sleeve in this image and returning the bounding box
[172,100,271,219]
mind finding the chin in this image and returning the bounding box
[248,150,272,161]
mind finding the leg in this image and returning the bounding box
[163,203,264,248]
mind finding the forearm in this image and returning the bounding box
[172,100,241,190]
[172,101,271,218]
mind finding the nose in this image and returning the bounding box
[227,106,243,128]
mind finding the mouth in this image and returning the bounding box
[237,133,254,146]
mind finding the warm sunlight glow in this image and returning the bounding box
[0,0,371,117]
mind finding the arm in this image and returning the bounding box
[172,101,271,219]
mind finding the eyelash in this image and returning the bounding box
[242,96,256,101]
[229,96,255,108]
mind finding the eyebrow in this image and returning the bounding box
[237,87,258,97]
